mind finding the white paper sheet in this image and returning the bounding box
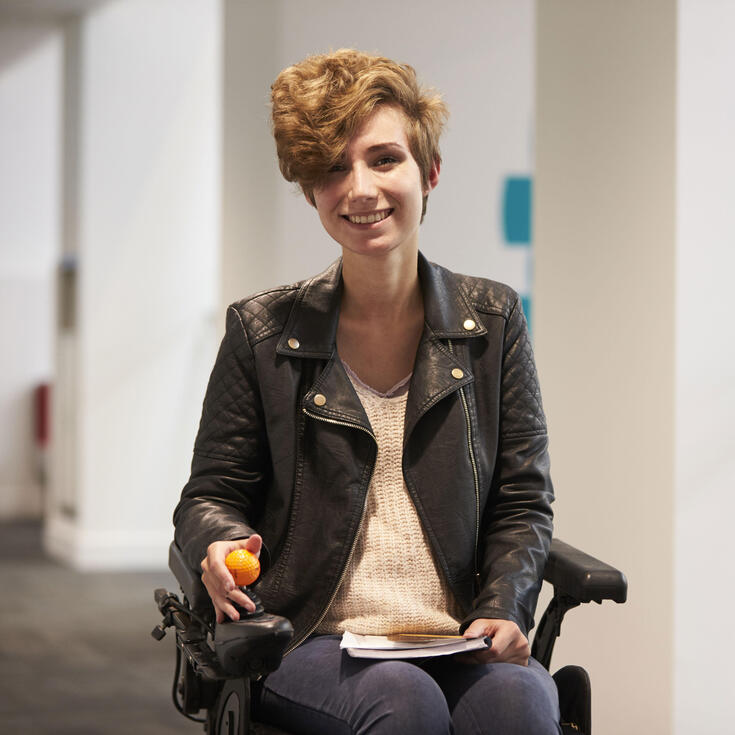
[340,631,490,659]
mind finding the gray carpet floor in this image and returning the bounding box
[0,521,202,734]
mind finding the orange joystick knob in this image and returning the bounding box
[225,549,261,587]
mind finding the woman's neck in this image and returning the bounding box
[336,247,425,392]
[339,248,422,322]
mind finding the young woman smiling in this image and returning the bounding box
[175,49,560,734]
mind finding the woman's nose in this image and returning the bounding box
[348,164,377,201]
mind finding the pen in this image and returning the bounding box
[387,633,492,647]
[388,633,465,641]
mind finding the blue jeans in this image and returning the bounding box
[258,635,561,735]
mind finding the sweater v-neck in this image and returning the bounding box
[342,361,412,399]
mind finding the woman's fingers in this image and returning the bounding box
[461,618,530,666]
[244,534,262,556]
[201,536,263,620]
[207,536,262,587]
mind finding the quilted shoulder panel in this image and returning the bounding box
[231,282,301,344]
[452,273,517,319]
[500,297,546,438]
[450,273,545,438]
[193,306,267,460]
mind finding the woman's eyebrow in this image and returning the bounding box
[365,142,406,154]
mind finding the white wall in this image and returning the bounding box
[222,0,535,302]
[0,23,62,518]
[534,2,676,733]
[675,3,735,733]
[535,1,735,732]
[44,0,222,569]
[220,0,278,311]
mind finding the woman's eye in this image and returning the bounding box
[328,163,346,173]
[375,156,397,167]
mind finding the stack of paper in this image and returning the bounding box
[341,631,491,659]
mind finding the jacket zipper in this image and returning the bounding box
[447,339,481,587]
[283,408,376,656]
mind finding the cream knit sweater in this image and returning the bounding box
[317,367,462,636]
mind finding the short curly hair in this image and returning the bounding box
[270,49,448,211]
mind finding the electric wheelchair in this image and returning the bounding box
[153,538,627,735]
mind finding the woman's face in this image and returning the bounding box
[311,105,438,260]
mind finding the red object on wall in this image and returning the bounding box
[35,383,50,447]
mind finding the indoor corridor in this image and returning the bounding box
[0,520,201,734]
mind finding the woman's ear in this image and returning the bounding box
[425,159,441,194]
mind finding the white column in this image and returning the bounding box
[0,23,62,520]
[675,3,735,733]
[535,2,676,733]
[45,0,222,569]
[220,0,279,313]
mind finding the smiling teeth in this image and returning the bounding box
[348,210,390,224]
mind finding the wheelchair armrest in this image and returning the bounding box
[169,541,213,613]
[532,538,628,670]
[544,538,628,604]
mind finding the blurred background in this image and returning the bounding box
[1,1,732,733]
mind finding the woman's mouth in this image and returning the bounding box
[342,208,393,225]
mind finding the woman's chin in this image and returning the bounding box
[339,238,416,260]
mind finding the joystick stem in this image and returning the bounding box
[231,585,265,619]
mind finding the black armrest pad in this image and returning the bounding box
[544,538,628,604]
[169,542,213,613]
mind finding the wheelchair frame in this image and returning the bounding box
[153,538,627,735]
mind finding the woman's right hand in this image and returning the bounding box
[200,535,263,623]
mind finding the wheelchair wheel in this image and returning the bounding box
[209,678,250,735]
[554,664,592,734]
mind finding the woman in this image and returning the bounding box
[174,49,560,734]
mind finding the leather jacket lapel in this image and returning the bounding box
[276,259,342,359]
[302,354,372,434]
[417,253,487,339]
[404,328,473,444]
[275,260,370,431]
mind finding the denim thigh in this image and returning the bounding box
[258,635,560,735]
[424,655,561,735]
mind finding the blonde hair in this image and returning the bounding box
[271,49,448,212]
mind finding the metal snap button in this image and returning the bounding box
[313,394,327,406]
[287,337,300,349]
[451,368,464,380]
[463,319,476,331]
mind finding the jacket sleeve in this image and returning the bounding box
[463,295,554,636]
[173,305,271,573]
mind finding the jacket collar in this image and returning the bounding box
[277,252,484,441]
[276,252,486,359]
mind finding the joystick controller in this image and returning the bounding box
[213,547,294,677]
[225,549,264,618]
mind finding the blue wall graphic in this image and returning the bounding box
[501,175,533,331]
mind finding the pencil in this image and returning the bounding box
[387,633,466,641]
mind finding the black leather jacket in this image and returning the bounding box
[174,253,553,650]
